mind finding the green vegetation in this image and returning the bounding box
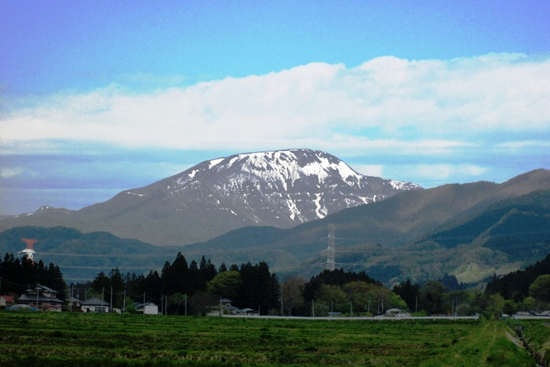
[0,312,535,366]
[507,319,550,367]
[486,250,550,313]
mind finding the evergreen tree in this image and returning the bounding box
[162,253,190,296]
[188,260,206,293]
[392,279,420,311]
[235,261,279,314]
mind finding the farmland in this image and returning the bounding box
[0,312,535,366]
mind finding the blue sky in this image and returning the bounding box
[1,0,549,215]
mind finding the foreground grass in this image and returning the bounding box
[508,319,550,366]
[0,312,534,366]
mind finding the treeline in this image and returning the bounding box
[4,248,550,317]
[73,253,279,315]
[0,253,66,299]
[485,251,550,313]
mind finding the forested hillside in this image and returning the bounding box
[485,251,550,301]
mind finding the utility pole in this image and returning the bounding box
[110,285,113,312]
[35,284,40,310]
[123,290,126,313]
[184,294,188,316]
[280,288,284,316]
[312,299,315,317]
[368,297,371,313]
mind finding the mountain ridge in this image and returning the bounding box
[0,148,421,246]
[1,171,549,284]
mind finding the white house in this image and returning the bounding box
[81,297,110,313]
[135,302,158,315]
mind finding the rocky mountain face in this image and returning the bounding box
[0,149,421,246]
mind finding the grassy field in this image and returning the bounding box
[0,311,535,366]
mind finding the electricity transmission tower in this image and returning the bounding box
[325,224,336,271]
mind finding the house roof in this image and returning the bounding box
[81,297,109,306]
[17,293,64,304]
[25,284,58,294]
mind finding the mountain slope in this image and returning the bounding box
[2,174,549,285]
[0,226,177,282]
[0,149,420,246]
[183,171,550,283]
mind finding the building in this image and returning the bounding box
[81,297,110,313]
[0,295,15,307]
[16,284,64,311]
[135,302,159,315]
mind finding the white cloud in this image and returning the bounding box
[414,164,488,181]
[1,53,549,156]
[0,167,24,178]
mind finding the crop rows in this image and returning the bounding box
[0,312,534,366]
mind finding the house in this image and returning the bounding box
[511,310,538,319]
[16,284,64,311]
[81,297,110,313]
[385,308,411,317]
[135,302,158,315]
[373,308,411,318]
[235,308,255,316]
[0,295,15,307]
[207,298,242,316]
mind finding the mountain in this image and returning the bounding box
[1,171,549,285]
[181,170,550,284]
[0,149,421,246]
[0,226,178,282]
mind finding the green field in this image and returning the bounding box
[0,312,535,366]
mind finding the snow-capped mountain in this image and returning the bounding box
[146,149,421,227]
[0,149,422,246]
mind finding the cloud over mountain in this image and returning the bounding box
[3,53,549,154]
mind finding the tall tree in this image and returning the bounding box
[529,274,550,302]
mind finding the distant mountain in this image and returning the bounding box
[0,226,178,282]
[1,174,549,285]
[181,170,550,284]
[0,149,420,246]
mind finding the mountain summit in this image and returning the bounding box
[151,148,420,225]
[0,149,421,245]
